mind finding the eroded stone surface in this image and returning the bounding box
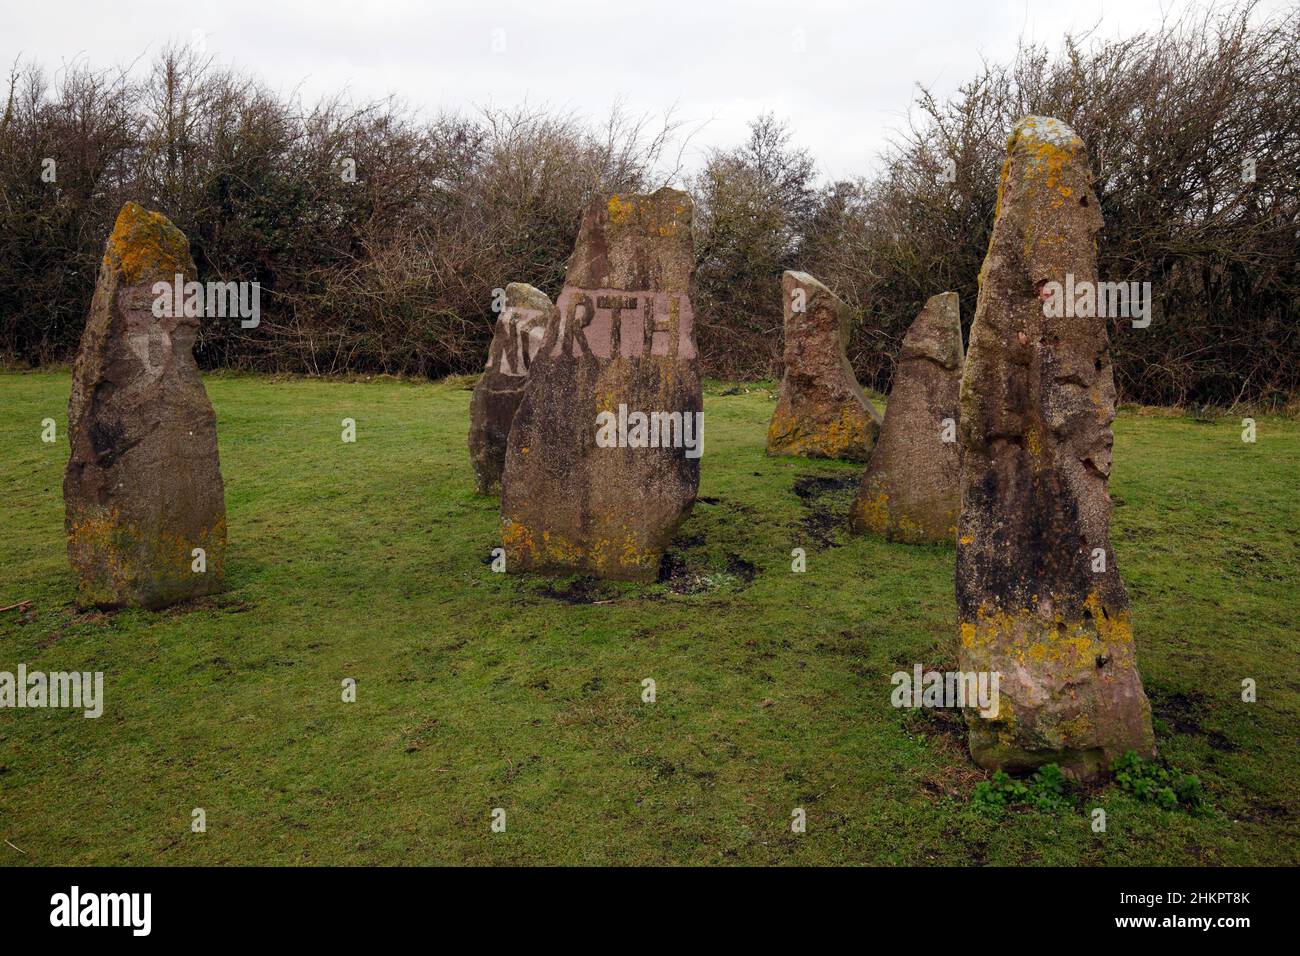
[956,116,1154,780]
[850,292,963,543]
[64,202,227,608]
[766,271,881,461]
[468,282,552,494]
[499,189,701,581]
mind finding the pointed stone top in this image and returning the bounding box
[782,270,844,305]
[102,202,194,286]
[900,292,963,370]
[1001,116,1090,202]
[503,282,552,313]
[988,116,1102,279]
[1010,115,1083,152]
[926,290,960,312]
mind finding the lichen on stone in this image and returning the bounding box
[102,201,195,286]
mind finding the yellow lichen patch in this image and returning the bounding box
[67,506,133,603]
[1024,140,1079,206]
[67,506,225,607]
[102,202,193,286]
[576,528,658,580]
[504,515,658,580]
[959,601,1108,672]
[540,528,589,567]
[852,490,890,534]
[853,480,952,545]
[1006,118,1082,204]
[500,517,537,561]
[1057,713,1094,741]
[602,191,681,238]
[981,149,1016,279]
[607,195,635,226]
[613,532,657,576]
[889,512,930,544]
[1086,591,1134,646]
[992,153,1012,221]
[1024,421,1042,461]
[768,403,873,460]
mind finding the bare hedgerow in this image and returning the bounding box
[0,2,1296,407]
[803,1,1299,407]
[0,47,685,378]
[690,113,818,380]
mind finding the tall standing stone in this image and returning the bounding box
[64,202,227,609]
[766,271,881,461]
[957,117,1154,780]
[500,189,702,581]
[468,283,552,494]
[850,292,964,544]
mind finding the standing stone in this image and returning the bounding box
[957,117,1154,780]
[500,188,702,581]
[64,202,227,609]
[468,283,552,494]
[850,292,964,544]
[766,271,881,461]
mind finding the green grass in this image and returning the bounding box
[1,369,1297,865]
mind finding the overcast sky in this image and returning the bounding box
[4,0,1290,182]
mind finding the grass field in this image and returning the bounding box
[1,368,1296,866]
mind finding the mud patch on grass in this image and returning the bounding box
[792,474,857,499]
[653,500,760,595]
[1237,802,1294,823]
[656,545,756,595]
[791,473,858,549]
[726,553,757,581]
[908,701,968,746]
[207,595,256,614]
[535,576,624,604]
[1149,687,1239,752]
[629,752,678,780]
[400,715,441,753]
[65,605,117,626]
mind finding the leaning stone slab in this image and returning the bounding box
[956,116,1154,780]
[468,283,553,494]
[766,271,881,461]
[500,189,702,582]
[850,292,964,544]
[64,202,227,609]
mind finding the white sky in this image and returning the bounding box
[4,0,1292,183]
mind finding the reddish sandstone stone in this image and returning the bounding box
[767,271,881,461]
[64,202,227,609]
[957,117,1154,780]
[499,189,702,581]
[850,292,964,544]
[468,283,552,494]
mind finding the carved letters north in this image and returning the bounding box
[543,289,696,362]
